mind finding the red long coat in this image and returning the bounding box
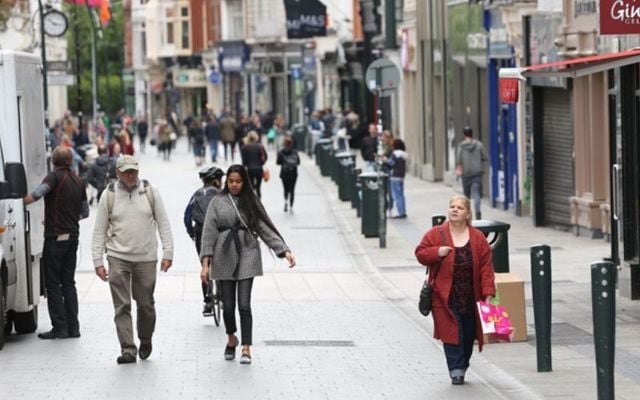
[414,222,496,351]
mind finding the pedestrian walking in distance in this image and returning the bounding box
[183,166,225,315]
[92,155,174,364]
[276,135,300,213]
[455,126,487,220]
[200,164,296,365]
[414,194,495,385]
[387,138,408,218]
[24,146,89,339]
[241,131,267,199]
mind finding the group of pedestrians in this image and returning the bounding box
[27,110,494,388]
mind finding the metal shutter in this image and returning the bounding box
[542,88,573,227]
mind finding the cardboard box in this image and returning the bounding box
[483,272,528,343]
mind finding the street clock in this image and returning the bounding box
[43,10,68,38]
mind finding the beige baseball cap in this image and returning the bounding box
[116,155,139,172]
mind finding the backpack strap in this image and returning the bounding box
[107,179,155,220]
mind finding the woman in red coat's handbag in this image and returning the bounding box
[414,194,496,385]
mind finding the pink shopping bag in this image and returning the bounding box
[476,300,514,342]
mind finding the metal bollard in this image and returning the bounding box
[432,214,446,227]
[531,245,552,372]
[591,261,616,400]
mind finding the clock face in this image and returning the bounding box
[43,10,68,38]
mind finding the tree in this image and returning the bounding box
[65,2,124,117]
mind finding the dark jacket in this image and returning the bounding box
[241,143,266,171]
[42,168,87,238]
[277,147,300,179]
[205,121,219,141]
[361,135,378,162]
[388,149,408,179]
[87,155,115,191]
[414,222,496,351]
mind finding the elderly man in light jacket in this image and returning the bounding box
[92,155,174,365]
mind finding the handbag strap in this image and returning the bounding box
[428,226,447,284]
[227,194,256,238]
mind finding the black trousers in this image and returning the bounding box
[219,278,254,345]
[248,169,263,198]
[281,175,298,206]
[43,237,80,335]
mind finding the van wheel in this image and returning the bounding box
[0,281,5,350]
[13,306,37,334]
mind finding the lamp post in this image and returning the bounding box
[37,0,49,127]
[85,0,98,121]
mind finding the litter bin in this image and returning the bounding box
[291,124,307,152]
[316,138,332,176]
[359,172,388,237]
[472,220,511,273]
[336,153,355,201]
[351,167,361,213]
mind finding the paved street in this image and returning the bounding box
[2,137,640,399]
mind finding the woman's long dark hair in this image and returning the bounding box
[222,164,284,240]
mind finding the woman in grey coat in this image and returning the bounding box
[200,164,296,364]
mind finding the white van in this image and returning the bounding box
[0,50,47,349]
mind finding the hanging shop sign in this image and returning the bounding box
[400,28,416,72]
[284,0,327,39]
[600,0,640,34]
[218,41,249,73]
[173,69,207,88]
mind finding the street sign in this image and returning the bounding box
[365,58,401,97]
[47,74,76,86]
[46,61,72,72]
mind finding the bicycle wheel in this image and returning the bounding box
[211,279,221,327]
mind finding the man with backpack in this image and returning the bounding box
[86,144,116,202]
[92,155,174,364]
[183,166,224,315]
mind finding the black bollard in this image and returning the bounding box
[591,261,616,400]
[531,245,552,372]
[432,214,446,227]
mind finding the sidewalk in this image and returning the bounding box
[304,153,640,400]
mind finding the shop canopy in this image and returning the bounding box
[498,48,640,103]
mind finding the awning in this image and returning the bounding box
[499,48,640,80]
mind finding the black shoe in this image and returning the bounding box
[139,341,152,360]
[202,302,214,316]
[37,329,69,340]
[117,353,137,364]
[68,331,81,338]
[451,376,464,385]
[224,336,238,361]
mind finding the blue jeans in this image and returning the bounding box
[443,304,476,377]
[462,174,482,215]
[209,138,218,162]
[390,178,405,216]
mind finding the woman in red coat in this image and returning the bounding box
[414,194,495,385]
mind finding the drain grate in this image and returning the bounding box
[264,340,354,347]
[527,322,592,346]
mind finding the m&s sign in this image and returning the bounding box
[601,0,640,34]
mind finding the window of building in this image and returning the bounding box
[167,23,174,44]
[182,21,189,49]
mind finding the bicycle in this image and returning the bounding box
[202,278,222,327]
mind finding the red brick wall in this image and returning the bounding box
[190,0,204,53]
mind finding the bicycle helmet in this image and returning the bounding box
[199,166,225,181]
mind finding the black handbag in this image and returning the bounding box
[418,227,447,317]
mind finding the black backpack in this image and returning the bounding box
[192,187,218,225]
[281,152,298,173]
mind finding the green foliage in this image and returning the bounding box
[448,4,484,55]
[64,2,124,116]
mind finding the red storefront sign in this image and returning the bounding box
[600,0,640,34]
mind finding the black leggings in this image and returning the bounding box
[282,176,297,206]
[219,279,254,345]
